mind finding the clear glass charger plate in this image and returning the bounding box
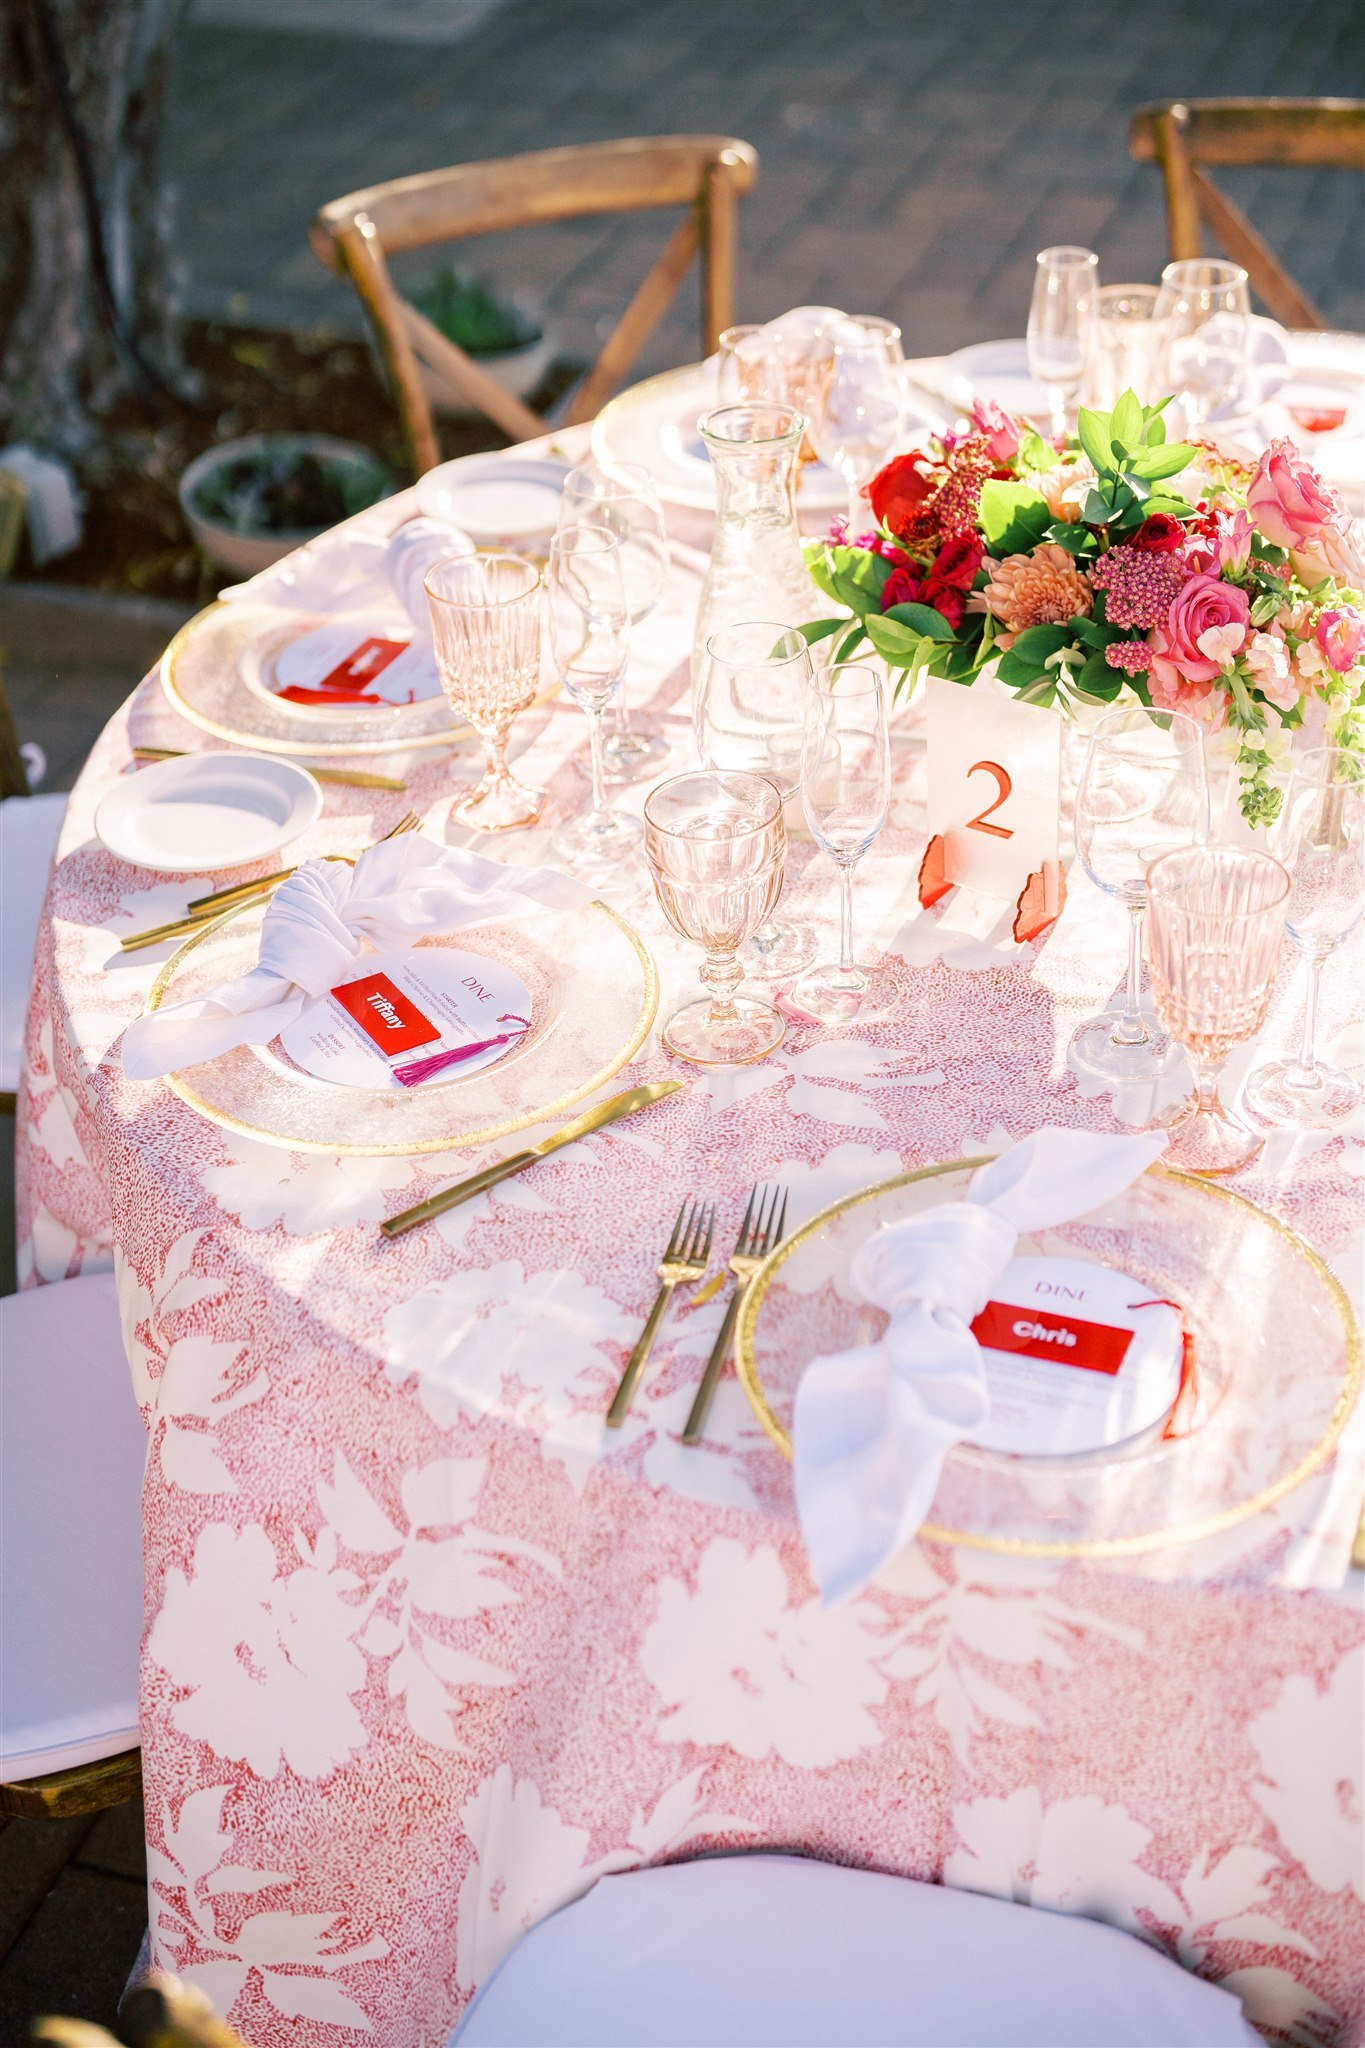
[160,601,559,759]
[147,896,658,1154]
[735,1158,1360,1558]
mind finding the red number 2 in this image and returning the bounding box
[965,760,1014,839]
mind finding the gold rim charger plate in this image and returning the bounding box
[147,897,658,1154]
[160,601,559,759]
[735,1158,1360,1558]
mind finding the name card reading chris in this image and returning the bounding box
[278,947,533,1091]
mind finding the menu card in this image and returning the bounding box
[256,619,442,711]
[278,947,532,1090]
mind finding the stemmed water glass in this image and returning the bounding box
[1153,259,1251,432]
[695,620,815,975]
[1070,705,1210,1106]
[558,460,670,780]
[1026,246,1099,436]
[644,770,787,1065]
[544,526,642,873]
[804,329,905,535]
[425,551,544,832]
[1145,845,1291,1177]
[1244,746,1364,1130]
[792,662,891,1022]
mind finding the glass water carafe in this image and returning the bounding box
[691,402,821,700]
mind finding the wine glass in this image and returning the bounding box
[1026,246,1099,436]
[424,551,544,832]
[1153,259,1251,432]
[853,315,904,362]
[804,330,905,536]
[717,323,768,402]
[1244,746,1364,1130]
[791,662,891,1023]
[1070,705,1210,1107]
[1085,284,1162,408]
[544,526,642,874]
[644,770,787,1066]
[695,620,815,975]
[558,460,670,780]
[1145,845,1290,1177]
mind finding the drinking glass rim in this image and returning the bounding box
[563,457,655,498]
[1160,257,1249,293]
[548,523,624,558]
[703,620,812,669]
[1095,283,1161,318]
[1145,842,1290,914]
[424,550,540,608]
[1036,245,1100,269]
[698,401,809,448]
[643,768,783,835]
[814,660,885,700]
[1085,704,1205,755]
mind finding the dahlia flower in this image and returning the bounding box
[979,544,1093,647]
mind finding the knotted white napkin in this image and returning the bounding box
[792,1126,1169,1605]
[121,833,586,1080]
[219,516,474,633]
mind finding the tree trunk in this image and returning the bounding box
[0,0,190,456]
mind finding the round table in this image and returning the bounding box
[17,416,1365,2048]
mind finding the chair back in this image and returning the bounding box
[311,135,759,474]
[0,656,28,799]
[1130,98,1365,327]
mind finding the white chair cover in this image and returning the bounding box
[1,1274,146,1779]
[452,1854,1262,2048]
[1,791,66,1094]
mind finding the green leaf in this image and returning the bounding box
[1144,411,1167,446]
[978,479,1051,555]
[1073,648,1123,701]
[995,621,1071,686]
[1110,389,1143,449]
[1076,407,1115,473]
[803,543,892,615]
[1143,493,1194,518]
[882,600,957,642]
[864,614,927,663]
[1083,487,1113,526]
[793,617,848,649]
[834,623,867,664]
[1128,443,1197,482]
[937,640,987,680]
[1018,429,1059,473]
[1045,520,1091,555]
[1070,615,1122,649]
[1250,591,1283,627]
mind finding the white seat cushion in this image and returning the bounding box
[1,1274,145,1779]
[452,1854,1261,2048]
[0,791,67,1094]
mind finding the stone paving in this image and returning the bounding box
[4,0,1363,2034]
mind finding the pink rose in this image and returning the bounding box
[970,397,1021,463]
[1247,437,1342,550]
[1290,522,1365,589]
[1148,571,1251,688]
[1315,606,1365,673]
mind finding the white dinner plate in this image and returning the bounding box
[95,752,322,874]
[414,455,568,545]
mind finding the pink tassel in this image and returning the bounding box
[392,1015,528,1087]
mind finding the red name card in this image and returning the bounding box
[970,1300,1134,1376]
[331,972,441,1056]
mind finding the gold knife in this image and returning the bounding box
[132,746,406,792]
[380,1079,682,1237]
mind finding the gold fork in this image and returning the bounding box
[682,1182,788,1445]
[118,811,422,952]
[606,1197,715,1428]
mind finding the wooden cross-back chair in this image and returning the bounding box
[311,135,760,476]
[1130,98,1365,328]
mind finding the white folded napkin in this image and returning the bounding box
[121,833,586,1080]
[792,1126,1169,1605]
[219,516,474,635]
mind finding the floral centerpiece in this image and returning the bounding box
[801,389,1365,824]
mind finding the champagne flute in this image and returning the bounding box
[805,330,905,536]
[1145,845,1290,1177]
[1070,705,1210,1106]
[1244,746,1364,1130]
[1153,259,1251,432]
[717,323,768,402]
[1026,246,1099,437]
[644,770,787,1065]
[695,620,815,975]
[544,526,642,873]
[424,551,544,832]
[558,459,670,779]
[1085,284,1161,408]
[792,662,891,1023]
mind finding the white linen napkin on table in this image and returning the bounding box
[793,1126,1168,1605]
[219,516,474,635]
[121,833,586,1080]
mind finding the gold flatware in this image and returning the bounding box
[682,1183,788,1444]
[118,812,422,953]
[380,1079,682,1238]
[132,746,407,793]
[607,1194,715,1428]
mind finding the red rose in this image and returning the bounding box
[868,453,935,540]
[1131,513,1185,554]
[932,535,984,589]
[921,580,966,629]
[881,565,923,611]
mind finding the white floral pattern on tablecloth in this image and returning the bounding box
[16,441,1364,2047]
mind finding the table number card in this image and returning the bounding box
[920,676,1066,941]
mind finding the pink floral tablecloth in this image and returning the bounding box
[17,428,1365,2048]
